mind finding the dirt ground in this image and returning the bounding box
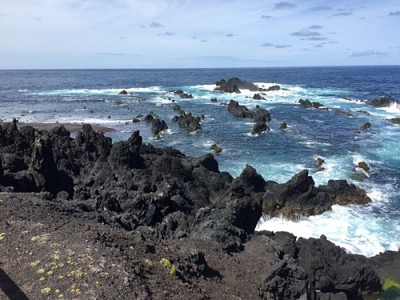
[0,192,278,300]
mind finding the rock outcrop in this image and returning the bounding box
[366,96,398,107]
[215,77,259,93]
[171,105,202,132]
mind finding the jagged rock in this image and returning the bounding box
[267,232,381,299]
[251,121,270,135]
[118,90,128,95]
[315,157,325,170]
[144,112,157,122]
[263,170,371,218]
[215,77,259,93]
[227,100,271,122]
[210,98,218,103]
[366,96,398,107]
[279,122,288,129]
[253,93,266,100]
[299,99,323,109]
[172,108,202,132]
[172,90,193,99]
[360,122,371,130]
[151,118,168,137]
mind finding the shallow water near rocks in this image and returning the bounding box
[1,66,399,256]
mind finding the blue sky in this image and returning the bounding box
[0,0,399,68]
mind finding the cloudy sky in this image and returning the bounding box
[0,0,399,69]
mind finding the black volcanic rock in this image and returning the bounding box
[267,85,281,91]
[119,90,128,95]
[227,100,271,123]
[251,121,270,135]
[299,99,323,109]
[172,110,201,132]
[266,232,381,299]
[263,169,371,218]
[215,77,259,93]
[360,122,371,130]
[151,118,168,137]
[366,96,398,107]
[253,93,266,100]
[172,90,193,99]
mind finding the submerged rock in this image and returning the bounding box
[388,118,400,125]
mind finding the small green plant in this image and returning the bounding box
[0,233,6,241]
[383,277,400,291]
[160,257,177,276]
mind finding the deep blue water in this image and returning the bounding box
[0,66,399,256]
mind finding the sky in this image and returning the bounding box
[0,0,399,69]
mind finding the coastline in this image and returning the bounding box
[0,120,398,299]
[0,121,116,133]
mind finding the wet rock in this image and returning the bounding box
[366,96,398,107]
[215,77,259,93]
[210,98,218,103]
[299,99,323,109]
[172,109,202,132]
[144,112,157,122]
[357,161,370,173]
[227,100,271,122]
[334,109,353,118]
[360,122,371,130]
[251,121,270,135]
[315,157,325,170]
[267,85,281,91]
[263,170,371,218]
[279,122,288,129]
[151,118,168,137]
[210,144,222,153]
[172,90,193,99]
[253,93,265,100]
[119,90,128,95]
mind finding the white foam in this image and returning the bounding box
[256,204,399,257]
[377,102,400,115]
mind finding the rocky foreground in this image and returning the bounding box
[0,120,398,299]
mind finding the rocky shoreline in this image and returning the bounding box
[0,119,398,299]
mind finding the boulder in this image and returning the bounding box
[172,90,193,99]
[210,98,218,103]
[118,90,128,95]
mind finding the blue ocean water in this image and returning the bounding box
[0,66,399,256]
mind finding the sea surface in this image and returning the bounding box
[0,66,399,257]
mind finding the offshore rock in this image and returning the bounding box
[227,100,271,122]
[263,170,371,218]
[388,118,400,125]
[366,95,398,107]
[215,77,259,93]
[251,121,270,135]
[172,108,202,132]
[151,118,168,137]
[299,99,323,109]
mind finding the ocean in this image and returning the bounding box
[0,66,399,257]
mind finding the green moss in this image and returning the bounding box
[0,233,6,241]
[383,278,400,291]
[160,257,177,276]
